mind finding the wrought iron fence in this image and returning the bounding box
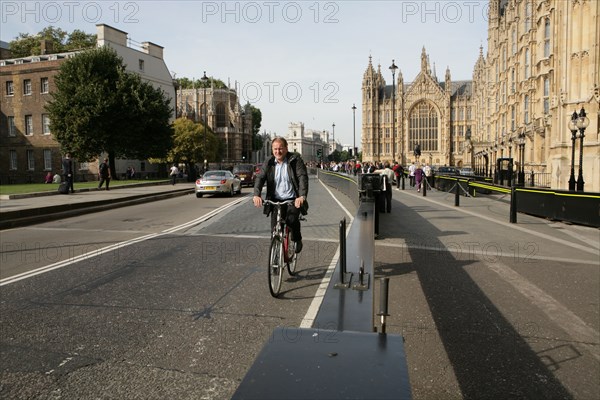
[527,171,551,188]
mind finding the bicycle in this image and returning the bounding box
[263,199,299,297]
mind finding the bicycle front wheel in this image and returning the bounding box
[268,236,284,297]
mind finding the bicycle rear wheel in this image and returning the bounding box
[268,236,284,297]
[285,227,298,275]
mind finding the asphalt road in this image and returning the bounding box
[1,176,598,399]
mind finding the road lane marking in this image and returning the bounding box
[485,260,600,362]
[396,191,599,257]
[0,198,246,286]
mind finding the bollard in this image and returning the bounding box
[454,181,460,206]
[423,178,427,197]
[377,278,390,334]
[510,186,517,223]
[335,218,352,289]
[401,175,405,190]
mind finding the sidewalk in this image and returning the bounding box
[0,182,195,230]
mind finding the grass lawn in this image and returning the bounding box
[0,180,168,195]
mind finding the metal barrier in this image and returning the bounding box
[233,171,412,399]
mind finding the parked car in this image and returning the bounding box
[459,167,475,176]
[233,164,256,187]
[195,170,242,198]
[435,166,459,175]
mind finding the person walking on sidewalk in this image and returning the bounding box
[98,158,111,190]
[169,163,179,185]
[62,153,75,193]
[414,164,424,192]
[374,162,395,212]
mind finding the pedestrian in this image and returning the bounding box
[62,153,75,193]
[424,164,432,189]
[98,158,111,190]
[408,162,416,187]
[253,137,308,253]
[44,171,53,184]
[392,161,404,189]
[169,163,179,185]
[129,166,136,179]
[374,162,395,213]
[52,172,61,184]
[414,164,424,192]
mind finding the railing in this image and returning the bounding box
[527,171,551,188]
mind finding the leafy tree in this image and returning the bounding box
[175,76,228,89]
[246,104,263,151]
[8,26,95,57]
[46,46,173,176]
[169,118,218,180]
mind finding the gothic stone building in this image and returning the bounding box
[362,0,599,192]
[177,85,253,165]
[362,48,472,168]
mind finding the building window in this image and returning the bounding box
[8,116,16,136]
[543,77,550,114]
[6,81,14,96]
[10,150,17,170]
[458,108,464,121]
[25,115,33,135]
[26,150,34,170]
[42,114,51,134]
[41,77,49,93]
[23,79,32,95]
[44,149,52,170]
[216,103,226,128]
[511,105,515,131]
[408,101,438,152]
[139,59,145,71]
[466,107,472,120]
[524,1,532,32]
[524,48,530,79]
[524,95,530,124]
[511,69,515,93]
[544,18,551,58]
[512,28,517,55]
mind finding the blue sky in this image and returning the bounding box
[2,0,489,147]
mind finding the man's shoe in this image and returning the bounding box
[295,240,303,253]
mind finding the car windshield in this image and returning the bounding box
[204,172,227,179]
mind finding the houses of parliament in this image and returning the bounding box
[361,0,598,192]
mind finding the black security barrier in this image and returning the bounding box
[233,171,412,399]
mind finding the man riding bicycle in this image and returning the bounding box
[253,137,308,253]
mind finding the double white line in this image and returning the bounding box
[0,197,247,286]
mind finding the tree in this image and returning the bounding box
[46,46,173,175]
[247,104,263,151]
[169,118,217,180]
[9,26,95,57]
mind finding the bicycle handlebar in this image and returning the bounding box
[263,199,295,206]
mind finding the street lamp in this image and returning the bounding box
[517,130,526,186]
[568,110,578,191]
[575,107,589,191]
[352,104,357,159]
[389,60,398,162]
[201,71,209,171]
[332,123,336,152]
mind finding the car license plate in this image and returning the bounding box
[204,186,216,190]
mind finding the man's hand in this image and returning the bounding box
[294,196,305,209]
[253,196,263,208]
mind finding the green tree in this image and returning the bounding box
[9,26,95,57]
[46,46,173,176]
[247,104,263,151]
[169,118,217,180]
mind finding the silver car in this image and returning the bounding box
[195,170,242,198]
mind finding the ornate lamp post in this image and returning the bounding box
[201,71,209,171]
[517,130,526,186]
[508,136,513,186]
[575,107,589,191]
[568,110,578,191]
[332,123,336,155]
[389,60,398,162]
[352,104,357,159]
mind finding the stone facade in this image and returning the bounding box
[176,85,253,164]
[0,24,176,184]
[285,122,329,163]
[362,0,599,192]
[362,49,473,168]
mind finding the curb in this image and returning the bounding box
[0,188,194,230]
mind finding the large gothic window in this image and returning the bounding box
[409,101,438,152]
[216,103,226,128]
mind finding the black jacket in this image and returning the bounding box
[254,153,308,202]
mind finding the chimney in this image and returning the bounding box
[40,39,53,55]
